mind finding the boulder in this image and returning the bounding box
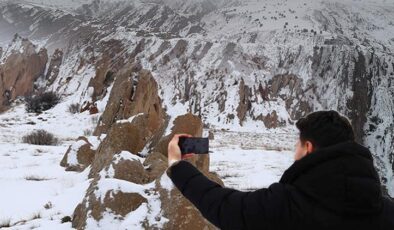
[89,113,162,178]
[60,136,96,172]
[72,151,150,229]
[109,151,149,184]
[89,103,99,115]
[72,178,148,229]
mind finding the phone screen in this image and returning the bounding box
[178,137,209,155]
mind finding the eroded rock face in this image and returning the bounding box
[0,36,48,112]
[94,67,164,136]
[237,74,310,128]
[45,49,63,86]
[60,136,96,172]
[236,78,252,125]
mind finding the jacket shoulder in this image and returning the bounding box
[380,197,394,229]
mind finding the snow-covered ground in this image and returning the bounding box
[0,99,297,229]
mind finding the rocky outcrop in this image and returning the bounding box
[71,111,222,229]
[89,113,163,179]
[237,74,310,128]
[66,66,222,229]
[87,39,127,102]
[236,78,252,125]
[0,35,48,112]
[93,67,164,136]
[45,49,63,86]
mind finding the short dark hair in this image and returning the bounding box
[295,110,355,149]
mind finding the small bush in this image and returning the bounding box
[0,219,11,228]
[24,175,51,181]
[44,201,53,209]
[83,129,93,136]
[68,103,80,114]
[22,129,59,146]
[25,92,61,113]
[61,216,72,223]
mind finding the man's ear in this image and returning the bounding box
[305,141,314,154]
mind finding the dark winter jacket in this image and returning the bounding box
[166,140,394,230]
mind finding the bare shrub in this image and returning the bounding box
[24,175,52,181]
[68,103,80,114]
[83,129,93,136]
[0,219,11,228]
[25,92,61,113]
[44,202,53,209]
[22,130,59,146]
[61,216,72,223]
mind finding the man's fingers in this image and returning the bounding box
[172,133,193,143]
[177,133,193,137]
[182,153,195,159]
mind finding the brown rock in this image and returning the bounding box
[0,36,48,111]
[72,179,147,229]
[255,110,282,129]
[80,101,92,113]
[60,136,96,172]
[89,103,99,115]
[268,74,312,120]
[153,113,209,172]
[89,112,164,179]
[104,191,147,217]
[143,151,168,182]
[94,68,164,136]
[88,57,111,101]
[45,49,63,86]
[157,158,223,230]
[112,152,149,184]
[236,78,252,125]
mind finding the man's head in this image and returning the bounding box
[294,110,355,160]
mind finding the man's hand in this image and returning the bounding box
[168,133,195,167]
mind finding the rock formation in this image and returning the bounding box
[45,49,63,86]
[60,136,97,172]
[0,35,48,112]
[61,68,222,229]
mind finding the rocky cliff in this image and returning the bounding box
[0,34,48,112]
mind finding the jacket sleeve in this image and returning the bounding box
[166,160,289,230]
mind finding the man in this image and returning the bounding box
[166,110,394,230]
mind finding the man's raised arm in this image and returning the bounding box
[166,160,290,230]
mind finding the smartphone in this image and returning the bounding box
[178,137,209,155]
